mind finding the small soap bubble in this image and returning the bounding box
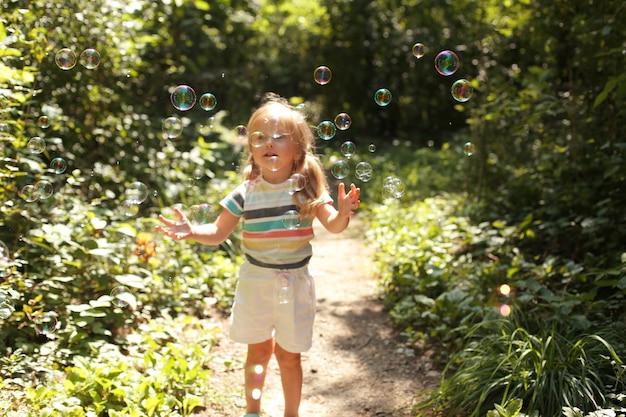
[288,173,307,195]
[313,65,332,85]
[463,141,475,156]
[374,88,392,106]
[334,113,352,130]
[355,162,373,182]
[125,181,149,204]
[55,48,77,70]
[50,157,67,174]
[170,85,196,111]
[38,115,51,129]
[35,180,54,200]
[110,285,132,308]
[208,115,215,129]
[249,131,266,148]
[268,156,281,172]
[162,116,183,138]
[382,176,405,199]
[188,204,213,225]
[434,50,460,76]
[340,141,356,158]
[79,48,101,69]
[282,209,301,230]
[19,185,37,202]
[412,42,426,58]
[192,167,204,180]
[35,312,58,335]
[316,120,336,141]
[27,136,46,154]
[185,177,195,188]
[331,160,350,180]
[236,125,247,138]
[368,144,377,153]
[451,79,473,102]
[199,93,217,111]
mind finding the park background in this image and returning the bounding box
[0,0,625,416]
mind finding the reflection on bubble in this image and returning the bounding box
[355,162,373,182]
[162,116,183,138]
[412,42,426,58]
[340,141,356,158]
[199,93,217,111]
[282,209,301,230]
[19,185,37,202]
[268,156,281,172]
[38,115,51,129]
[27,136,45,154]
[374,88,392,106]
[50,157,67,174]
[236,125,247,138]
[125,181,149,204]
[368,144,376,153]
[334,113,351,130]
[188,204,213,225]
[288,173,306,195]
[313,66,332,85]
[170,85,196,111]
[121,200,140,217]
[463,141,475,156]
[451,79,473,102]
[249,131,266,148]
[434,50,460,76]
[55,48,77,70]
[111,285,132,308]
[79,48,101,69]
[316,121,336,141]
[331,160,349,180]
[35,180,54,200]
[35,312,58,335]
[382,176,405,199]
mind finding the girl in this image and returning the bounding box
[156,93,361,417]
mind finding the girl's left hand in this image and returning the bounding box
[337,182,361,217]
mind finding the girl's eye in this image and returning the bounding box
[271,133,285,140]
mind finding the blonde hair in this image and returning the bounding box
[242,93,329,219]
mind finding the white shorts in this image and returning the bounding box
[229,261,316,353]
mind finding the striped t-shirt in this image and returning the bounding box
[220,177,333,269]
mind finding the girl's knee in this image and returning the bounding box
[274,344,301,367]
[246,339,274,364]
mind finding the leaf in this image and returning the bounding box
[115,274,145,289]
[0,21,5,43]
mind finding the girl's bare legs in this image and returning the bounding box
[245,339,274,414]
[274,343,302,417]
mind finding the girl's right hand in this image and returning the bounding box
[155,207,194,240]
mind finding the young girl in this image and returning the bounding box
[156,93,361,417]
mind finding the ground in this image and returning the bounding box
[194,218,440,417]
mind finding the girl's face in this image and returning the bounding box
[248,115,301,183]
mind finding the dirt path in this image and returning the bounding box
[197,218,440,417]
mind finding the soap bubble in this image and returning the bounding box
[110,285,132,308]
[199,93,217,111]
[27,136,45,154]
[0,293,13,319]
[38,115,51,129]
[19,185,37,202]
[79,48,101,69]
[34,312,58,335]
[412,42,426,58]
[236,125,247,138]
[331,160,349,179]
[282,209,301,230]
[50,157,67,174]
[382,176,405,199]
[340,141,356,158]
[188,204,213,225]
[374,88,392,106]
[170,85,196,111]
[162,116,183,138]
[35,180,54,200]
[313,66,332,85]
[288,173,307,195]
[334,113,352,130]
[368,144,376,153]
[121,200,140,217]
[55,48,76,70]
[316,121,336,141]
[434,50,460,76]
[125,181,149,204]
[268,156,281,172]
[355,162,373,182]
[161,203,187,222]
[463,141,475,156]
[451,79,473,102]
[249,131,266,148]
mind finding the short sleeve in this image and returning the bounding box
[220,183,246,217]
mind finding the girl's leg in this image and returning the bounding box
[274,343,302,417]
[244,339,274,414]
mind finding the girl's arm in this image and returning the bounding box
[316,182,361,234]
[156,207,240,245]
